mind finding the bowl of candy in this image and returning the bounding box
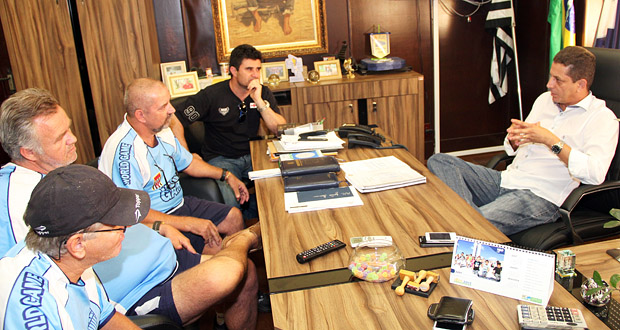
[348,241,405,283]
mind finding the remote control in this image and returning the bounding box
[517,304,587,330]
[296,240,346,264]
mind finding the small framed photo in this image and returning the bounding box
[314,60,342,80]
[261,61,288,82]
[167,72,200,98]
[160,61,187,89]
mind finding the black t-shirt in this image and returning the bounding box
[175,80,280,160]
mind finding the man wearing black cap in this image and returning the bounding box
[0,164,150,329]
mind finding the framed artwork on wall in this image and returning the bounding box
[314,60,341,80]
[160,61,187,89]
[167,72,200,98]
[212,0,328,62]
[261,61,288,82]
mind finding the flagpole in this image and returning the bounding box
[509,0,524,120]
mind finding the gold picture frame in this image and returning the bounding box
[167,72,200,99]
[261,61,288,82]
[212,0,328,62]
[160,61,187,89]
[314,60,342,80]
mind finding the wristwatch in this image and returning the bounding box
[551,140,565,154]
[220,168,229,181]
[257,100,270,113]
[152,221,163,234]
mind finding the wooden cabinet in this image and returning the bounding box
[0,0,160,163]
[269,71,424,160]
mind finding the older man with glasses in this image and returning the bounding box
[0,164,150,329]
[170,44,287,218]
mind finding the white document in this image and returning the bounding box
[340,156,426,193]
[279,131,345,152]
[284,186,364,213]
[248,168,281,180]
[449,236,555,306]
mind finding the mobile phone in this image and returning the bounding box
[433,321,466,330]
[425,232,456,244]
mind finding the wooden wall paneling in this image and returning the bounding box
[0,0,95,164]
[153,0,187,63]
[76,0,161,147]
[182,0,219,74]
[347,0,433,156]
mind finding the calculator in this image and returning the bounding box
[517,305,588,330]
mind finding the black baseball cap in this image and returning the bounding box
[24,164,150,237]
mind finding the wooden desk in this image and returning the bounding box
[270,268,609,329]
[250,139,509,292]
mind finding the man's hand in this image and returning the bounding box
[226,172,250,204]
[159,224,197,253]
[182,216,222,247]
[247,79,263,102]
[506,119,559,148]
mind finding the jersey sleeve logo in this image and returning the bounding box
[183,105,200,122]
[118,142,133,186]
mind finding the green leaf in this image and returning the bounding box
[587,287,604,295]
[593,271,603,285]
[611,274,620,288]
[604,220,620,228]
[610,208,620,220]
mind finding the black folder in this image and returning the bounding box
[279,156,340,177]
[283,172,340,192]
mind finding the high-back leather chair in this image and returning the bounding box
[488,46,620,250]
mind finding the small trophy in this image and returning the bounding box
[343,58,355,79]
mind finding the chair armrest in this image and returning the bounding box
[560,180,620,213]
[558,179,620,245]
[485,152,514,169]
[179,173,225,204]
[127,314,183,330]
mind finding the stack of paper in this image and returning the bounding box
[277,131,345,152]
[248,168,281,180]
[284,186,364,213]
[340,156,426,193]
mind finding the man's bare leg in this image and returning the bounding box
[252,10,262,32]
[283,14,292,35]
[171,224,260,328]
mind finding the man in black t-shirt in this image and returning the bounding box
[171,44,286,217]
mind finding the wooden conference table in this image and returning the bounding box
[250,137,609,329]
[250,138,509,293]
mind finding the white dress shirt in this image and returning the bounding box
[501,91,619,206]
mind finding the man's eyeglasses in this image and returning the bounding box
[53,226,127,260]
[146,142,180,191]
[238,102,247,123]
[84,226,127,234]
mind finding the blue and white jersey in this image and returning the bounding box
[99,116,193,213]
[0,242,115,329]
[92,224,177,313]
[0,163,44,256]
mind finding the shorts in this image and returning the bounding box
[126,248,202,324]
[171,195,232,226]
[173,195,233,252]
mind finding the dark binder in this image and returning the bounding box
[279,156,340,177]
[283,172,340,192]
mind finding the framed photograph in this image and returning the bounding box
[167,72,200,98]
[160,61,187,89]
[314,60,342,80]
[261,61,288,82]
[212,0,328,62]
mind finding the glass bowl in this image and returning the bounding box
[348,242,405,283]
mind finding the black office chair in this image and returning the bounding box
[486,47,620,250]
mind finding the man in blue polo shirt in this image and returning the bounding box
[0,164,150,329]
